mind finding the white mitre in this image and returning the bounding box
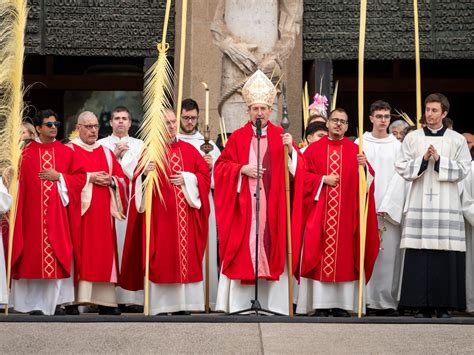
[241,69,277,107]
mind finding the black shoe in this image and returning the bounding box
[98,306,122,315]
[332,308,351,317]
[436,310,451,319]
[171,310,191,315]
[414,310,432,318]
[313,309,330,317]
[122,305,144,313]
[65,305,80,316]
[375,308,399,317]
[29,310,44,315]
[156,312,169,316]
[54,306,66,315]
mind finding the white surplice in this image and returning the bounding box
[0,178,12,305]
[178,131,220,310]
[461,162,474,312]
[98,135,144,305]
[357,132,402,310]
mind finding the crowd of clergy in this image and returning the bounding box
[0,70,473,318]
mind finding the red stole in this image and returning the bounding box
[12,141,85,279]
[119,140,210,290]
[69,144,128,283]
[301,136,379,283]
[214,122,305,282]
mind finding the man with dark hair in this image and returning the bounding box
[297,108,380,317]
[11,109,85,315]
[301,122,328,153]
[98,106,144,312]
[355,100,402,316]
[178,98,220,310]
[395,93,471,318]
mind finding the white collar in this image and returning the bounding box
[427,124,443,133]
[35,137,56,144]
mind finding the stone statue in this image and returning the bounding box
[211,0,303,132]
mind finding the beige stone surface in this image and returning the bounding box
[0,323,262,354]
[1,322,474,354]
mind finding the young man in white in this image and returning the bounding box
[395,93,471,318]
[356,100,402,316]
[98,106,144,312]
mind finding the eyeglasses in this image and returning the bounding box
[328,118,348,125]
[78,124,99,130]
[373,114,391,121]
[181,116,198,122]
[43,121,61,128]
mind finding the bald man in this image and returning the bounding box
[68,111,129,315]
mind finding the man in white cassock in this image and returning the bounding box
[0,177,12,306]
[355,100,402,316]
[98,106,144,311]
[177,98,221,311]
[395,93,472,318]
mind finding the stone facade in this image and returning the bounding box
[25,0,174,56]
[303,0,474,60]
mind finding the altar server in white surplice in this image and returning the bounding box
[395,93,471,319]
[98,106,144,310]
[355,100,402,316]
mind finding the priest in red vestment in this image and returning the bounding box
[214,70,305,315]
[11,110,86,315]
[296,108,380,317]
[68,111,128,315]
[120,109,210,315]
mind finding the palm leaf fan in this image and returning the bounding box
[0,0,28,315]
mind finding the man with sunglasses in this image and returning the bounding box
[10,110,86,315]
[297,108,380,317]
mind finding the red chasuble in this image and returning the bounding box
[300,136,379,283]
[213,122,305,282]
[119,140,211,290]
[68,143,128,283]
[12,140,85,279]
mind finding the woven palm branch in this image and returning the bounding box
[136,0,174,195]
[0,0,28,315]
[136,0,173,316]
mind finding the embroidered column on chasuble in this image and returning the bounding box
[39,147,58,279]
[321,144,342,282]
[170,148,189,283]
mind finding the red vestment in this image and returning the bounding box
[120,140,211,290]
[300,136,379,283]
[12,140,85,279]
[214,122,305,282]
[69,142,128,283]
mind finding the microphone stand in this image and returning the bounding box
[230,117,282,316]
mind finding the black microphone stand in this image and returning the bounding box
[230,117,282,316]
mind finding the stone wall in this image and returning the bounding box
[304,0,474,60]
[26,0,174,56]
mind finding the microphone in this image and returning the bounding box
[256,117,262,138]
